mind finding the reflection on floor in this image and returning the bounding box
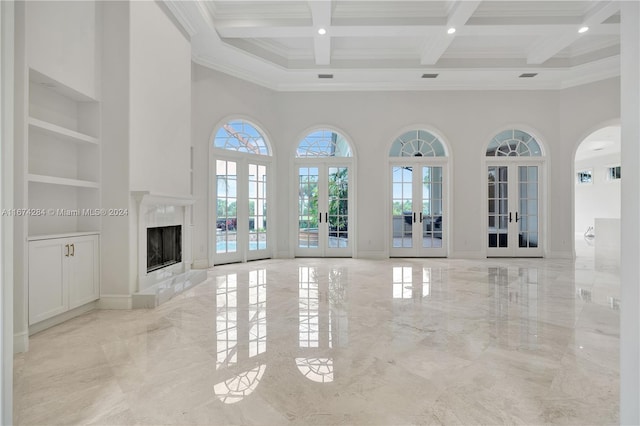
[14,248,620,425]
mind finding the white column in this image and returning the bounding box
[621,1,640,424]
[0,1,15,423]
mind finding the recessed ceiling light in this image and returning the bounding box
[318,28,327,35]
[519,73,538,78]
[447,27,456,35]
[422,73,439,79]
[578,26,589,34]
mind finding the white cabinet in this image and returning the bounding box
[28,234,99,325]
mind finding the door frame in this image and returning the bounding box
[483,157,546,257]
[289,126,357,259]
[388,157,449,257]
[207,146,276,267]
[293,159,355,258]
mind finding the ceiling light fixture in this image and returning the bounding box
[578,26,589,34]
[422,73,439,79]
[519,73,538,78]
[318,74,333,79]
[447,27,456,35]
[318,28,327,35]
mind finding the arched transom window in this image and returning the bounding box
[390,130,447,157]
[486,129,542,157]
[214,119,270,155]
[296,129,352,158]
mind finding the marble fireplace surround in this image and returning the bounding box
[130,191,207,308]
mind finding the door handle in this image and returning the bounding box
[420,212,423,223]
[325,212,328,223]
[64,244,70,257]
[515,212,519,223]
[509,212,512,223]
[70,243,75,257]
[413,212,416,223]
[319,212,322,223]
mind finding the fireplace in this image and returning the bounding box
[147,225,182,273]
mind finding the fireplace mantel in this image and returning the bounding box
[131,191,196,206]
[130,191,206,308]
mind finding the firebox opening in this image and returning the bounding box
[147,225,182,273]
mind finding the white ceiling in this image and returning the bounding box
[164,0,621,91]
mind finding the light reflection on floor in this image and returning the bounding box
[14,249,619,425]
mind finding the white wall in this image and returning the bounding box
[191,65,620,261]
[100,1,131,303]
[25,0,100,100]
[620,2,640,422]
[575,153,621,236]
[129,1,191,196]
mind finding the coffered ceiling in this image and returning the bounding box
[164,0,621,91]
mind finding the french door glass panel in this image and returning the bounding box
[391,165,445,256]
[392,166,413,248]
[328,167,349,249]
[297,164,351,256]
[487,164,541,256]
[518,166,539,249]
[422,166,443,249]
[215,159,269,264]
[298,167,319,249]
[248,163,268,252]
[216,160,238,257]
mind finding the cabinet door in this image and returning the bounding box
[28,239,68,325]
[68,235,99,309]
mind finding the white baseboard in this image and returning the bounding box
[29,302,97,335]
[356,250,387,259]
[192,258,209,269]
[14,331,28,354]
[98,295,132,310]
[275,251,292,259]
[449,251,485,259]
[547,251,575,259]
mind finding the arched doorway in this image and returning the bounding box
[294,129,355,257]
[389,129,450,257]
[485,129,545,257]
[211,119,273,265]
[574,125,621,260]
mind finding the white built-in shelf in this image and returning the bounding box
[30,68,98,102]
[28,117,99,145]
[28,231,100,241]
[28,174,100,189]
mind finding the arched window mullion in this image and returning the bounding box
[486,129,542,157]
[296,129,352,158]
[214,119,271,156]
[390,130,447,158]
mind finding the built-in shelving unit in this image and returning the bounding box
[26,69,101,237]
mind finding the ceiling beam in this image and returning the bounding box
[527,0,620,65]
[421,0,482,65]
[309,0,332,65]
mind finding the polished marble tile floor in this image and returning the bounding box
[14,248,620,425]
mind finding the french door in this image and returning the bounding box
[296,163,352,257]
[215,158,270,264]
[390,163,446,257]
[487,163,542,257]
